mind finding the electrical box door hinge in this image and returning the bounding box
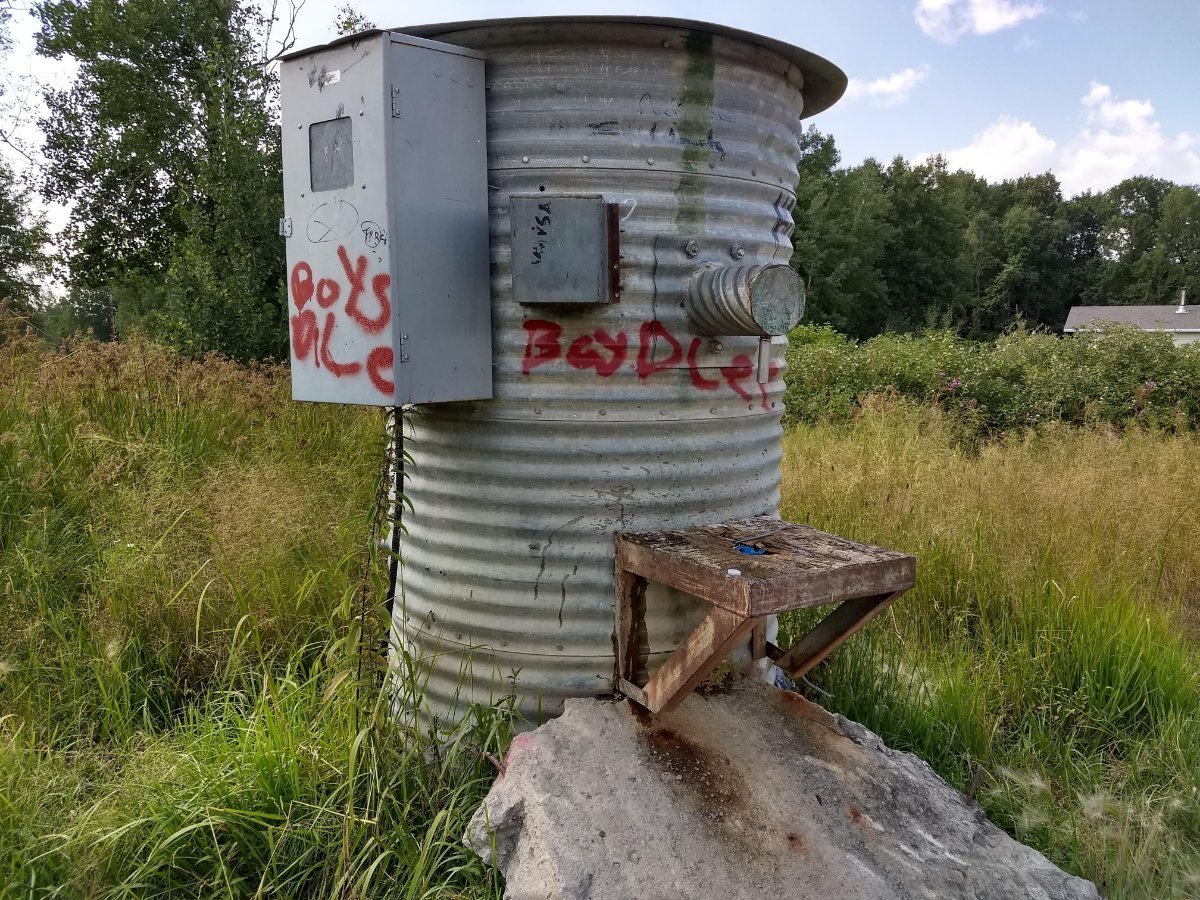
[278,217,293,238]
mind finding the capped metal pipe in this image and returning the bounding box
[686,263,806,337]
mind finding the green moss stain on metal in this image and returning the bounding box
[676,31,715,233]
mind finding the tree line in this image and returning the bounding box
[0,0,1197,359]
[793,129,1200,339]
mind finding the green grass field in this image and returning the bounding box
[3,325,1198,897]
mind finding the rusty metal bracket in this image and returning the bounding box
[614,516,915,715]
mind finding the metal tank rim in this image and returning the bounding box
[282,16,847,118]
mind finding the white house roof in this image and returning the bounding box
[1063,305,1200,334]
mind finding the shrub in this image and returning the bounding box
[784,323,1200,433]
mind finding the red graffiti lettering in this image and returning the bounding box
[337,245,367,301]
[566,329,628,377]
[336,244,390,333]
[636,321,683,379]
[345,272,391,334]
[721,354,755,402]
[290,249,402,391]
[522,320,564,374]
[290,262,314,309]
[759,361,782,410]
[290,309,320,364]
[317,278,340,308]
[367,346,394,395]
[319,312,362,377]
[686,338,720,390]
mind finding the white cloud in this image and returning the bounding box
[922,83,1200,195]
[914,0,1047,42]
[844,65,931,106]
[931,117,1057,180]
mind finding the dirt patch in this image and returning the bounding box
[632,717,768,860]
[637,725,745,821]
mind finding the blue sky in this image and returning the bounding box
[289,0,1199,196]
[5,0,1199,205]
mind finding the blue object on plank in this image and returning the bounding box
[734,542,766,555]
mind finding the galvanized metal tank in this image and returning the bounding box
[391,17,845,722]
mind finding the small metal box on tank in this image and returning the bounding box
[279,31,493,406]
[510,195,621,305]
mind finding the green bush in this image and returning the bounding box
[784,323,1200,432]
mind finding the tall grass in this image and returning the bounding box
[6,317,1200,898]
[0,323,513,898]
[781,398,1200,898]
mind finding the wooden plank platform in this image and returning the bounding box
[615,516,915,714]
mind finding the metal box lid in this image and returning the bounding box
[510,195,619,305]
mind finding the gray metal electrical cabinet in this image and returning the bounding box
[280,31,492,406]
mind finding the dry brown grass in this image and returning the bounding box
[782,396,1200,632]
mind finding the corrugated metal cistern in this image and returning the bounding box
[388,17,846,723]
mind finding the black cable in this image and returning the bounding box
[382,405,404,656]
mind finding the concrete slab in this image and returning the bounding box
[466,678,1100,900]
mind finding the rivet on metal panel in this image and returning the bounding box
[556,644,564,651]
[522,156,530,164]
[662,40,671,47]
[730,244,746,260]
[582,155,590,163]
[599,409,607,416]
[709,339,723,352]
[362,184,367,189]
[358,110,364,116]
[684,240,700,258]
[751,169,758,176]
[297,123,302,129]
[468,77,475,87]
[647,157,655,165]
[451,72,460,83]
[534,407,542,414]
[434,68,441,78]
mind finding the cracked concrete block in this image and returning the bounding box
[466,678,1100,900]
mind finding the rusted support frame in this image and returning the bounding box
[639,607,758,715]
[615,567,649,687]
[751,620,767,661]
[774,590,903,681]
